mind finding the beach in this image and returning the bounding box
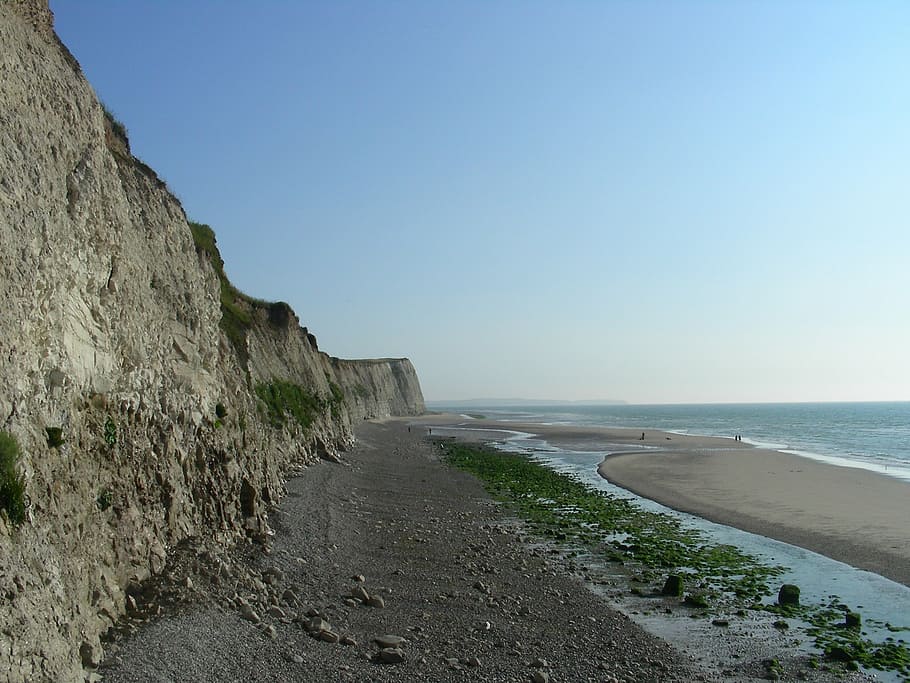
[416,414,910,587]
[598,444,910,587]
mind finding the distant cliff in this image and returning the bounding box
[0,3,423,681]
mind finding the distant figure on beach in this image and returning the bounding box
[640,432,645,441]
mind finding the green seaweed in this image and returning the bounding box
[442,442,910,677]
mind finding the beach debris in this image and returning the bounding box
[237,597,261,624]
[378,647,405,664]
[305,616,332,634]
[319,630,340,643]
[350,584,370,603]
[661,574,684,597]
[373,634,406,649]
[777,584,800,606]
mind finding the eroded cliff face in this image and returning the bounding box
[0,4,424,681]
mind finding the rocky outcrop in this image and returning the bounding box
[0,4,424,681]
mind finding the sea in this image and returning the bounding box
[439,401,910,483]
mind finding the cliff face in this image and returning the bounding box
[0,4,424,681]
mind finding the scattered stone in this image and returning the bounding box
[845,611,862,628]
[340,635,357,646]
[378,647,405,664]
[238,601,260,624]
[306,616,331,634]
[350,585,370,603]
[366,594,385,608]
[465,655,481,667]
[712,619,730,627]
[530,657,549,668]
[267,605,286,620]
[80,640,102,668]
[286,653,304,664]
[373,634,406,649]
[319,630,340,644]
[281,589,299,605]
[444,656,462,670]
[263,624,277,639]
[351,574,365,582]
[683,593,709,608]
[531,670,551,683]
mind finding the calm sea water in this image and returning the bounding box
[441,402,910,482]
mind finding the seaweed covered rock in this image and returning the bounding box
[778,584,800,606]
[662,574,684,597]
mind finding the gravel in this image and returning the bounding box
[97,421,871,682]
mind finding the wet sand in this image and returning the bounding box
[417,414,910,587]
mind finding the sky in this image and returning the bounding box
[50,1,910,404]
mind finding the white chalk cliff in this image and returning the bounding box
[0,3,424,680]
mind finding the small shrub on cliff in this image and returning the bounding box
[97,488,113,512]
[103,417,117,448]
[0,431,27,526]
[102,102,128,141]
[45,426,64,448]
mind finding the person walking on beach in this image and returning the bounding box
[640,432,645,441]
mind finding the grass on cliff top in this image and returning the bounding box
[0,431,26,526]
[188,221,276,367]
[442,442,910,677]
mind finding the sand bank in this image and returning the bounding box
[417,414,910,587]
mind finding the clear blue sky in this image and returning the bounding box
[51,1,909,404]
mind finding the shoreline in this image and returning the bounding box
[415,414,910,587]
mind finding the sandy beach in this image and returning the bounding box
[417,414,910,587]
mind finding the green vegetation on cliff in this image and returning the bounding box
[0,432,26,526]
[188,222,297,370]
[188,221,255,362]
[255,379,346,431]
